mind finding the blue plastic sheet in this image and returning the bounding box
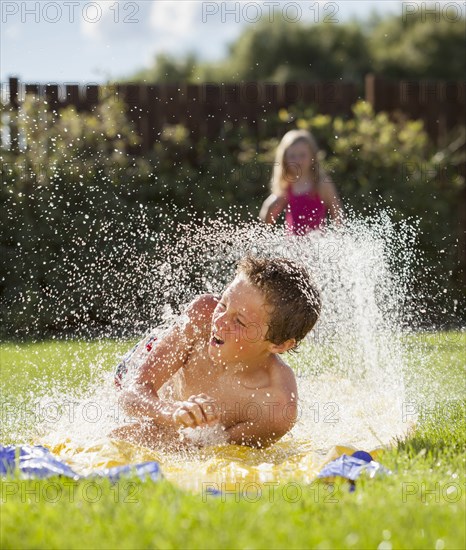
[317,450,391,492]
[1,445,390,491]
[0,445,162,482]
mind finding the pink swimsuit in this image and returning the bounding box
[285,188,327,235]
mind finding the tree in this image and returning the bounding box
[369,10,466,79]
[198,18,370,82]
[128,53,198,83]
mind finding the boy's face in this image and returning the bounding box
[209,276,274,365]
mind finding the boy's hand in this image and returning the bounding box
[173,394,220,429]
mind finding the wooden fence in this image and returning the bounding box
[365,75,465,145]
[3,75,465,152]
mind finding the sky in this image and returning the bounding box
[1,1,407,84]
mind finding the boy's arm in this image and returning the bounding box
[225,393,298,448]
[119,295,218,430]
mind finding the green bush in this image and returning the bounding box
[1,93,155,337]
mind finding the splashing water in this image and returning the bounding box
[3,210,432,491]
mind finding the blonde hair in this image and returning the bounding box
[270,129,326,196]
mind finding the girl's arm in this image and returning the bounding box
[259,194,288,224]
[320,177,344,225]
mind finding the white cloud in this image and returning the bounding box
[148,1,200,52]
[147,1,245,59]
[150,1,199,36]
[80,0,154,41]
[3,22,22,40]
[79,1,244,61]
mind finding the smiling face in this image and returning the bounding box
[208,276,274,366]
[284,139,314,181]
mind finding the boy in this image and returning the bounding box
[114,256,321,449]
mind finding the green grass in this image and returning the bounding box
[1,334,465,549]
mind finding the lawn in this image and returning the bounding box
[1,333,465,549]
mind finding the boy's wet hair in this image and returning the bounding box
[237,256,321,348]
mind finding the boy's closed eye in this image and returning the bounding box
[218,301,247,327]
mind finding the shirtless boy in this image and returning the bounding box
[114,256,321,449]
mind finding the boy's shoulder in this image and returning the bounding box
[268,354,298,398]
[270,355,298,431]
[187,293,218,317]
[182,293,218,337]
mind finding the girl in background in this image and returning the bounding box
[259,129,343,235]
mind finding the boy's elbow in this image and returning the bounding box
[260,402,298,447]
[118,383,151,417]
[118,387,137,417]
[285,400,298,429]
[260,418,294,448]
[270,398,297,443]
